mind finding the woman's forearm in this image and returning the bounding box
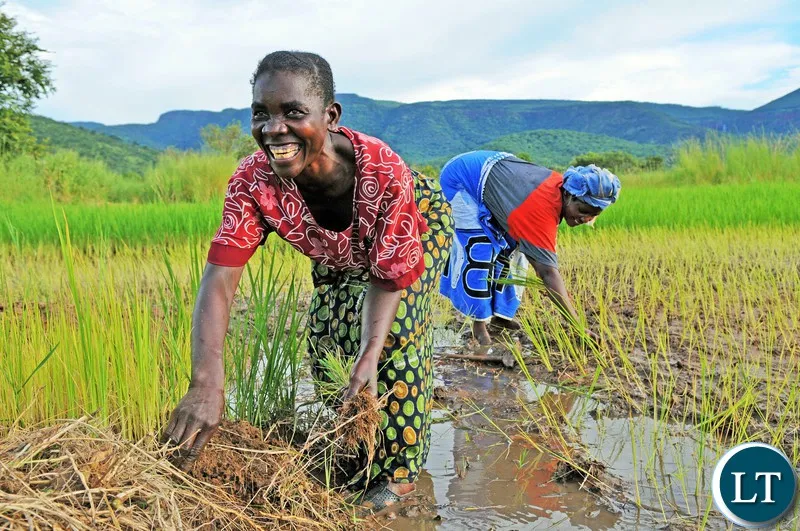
[189,263,244,389]
[359,282,403,360]
[530,260,581,325]
[343,281,402,400]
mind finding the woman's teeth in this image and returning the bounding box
[269,144,301,160]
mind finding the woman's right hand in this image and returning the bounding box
[162,386,224,471]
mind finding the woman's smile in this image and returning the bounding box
[267,143,302,161]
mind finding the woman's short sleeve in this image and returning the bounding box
[207,162,270,267]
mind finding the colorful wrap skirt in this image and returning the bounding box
[307,171,452,486]
[440,229,528,321]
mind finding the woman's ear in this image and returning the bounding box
[326,102,343,132]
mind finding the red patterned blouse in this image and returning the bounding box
[207,127,429,291]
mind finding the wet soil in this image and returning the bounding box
[377,331,737,530]
[189,420,295,506]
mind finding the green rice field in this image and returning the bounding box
[2,134,800,528]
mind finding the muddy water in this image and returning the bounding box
[523,382,731,529]
[388,364,621,530]
[388,363,730,530]
[241,337,731,529]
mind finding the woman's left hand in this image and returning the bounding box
[344,351,378,401]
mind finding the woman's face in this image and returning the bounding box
[250,70,340,180]
[562,195,602,227]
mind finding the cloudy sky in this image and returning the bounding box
[6,0,800,124]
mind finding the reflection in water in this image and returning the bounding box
[579,412,722,525]
[524,380,729,530]
[389,368,620,530]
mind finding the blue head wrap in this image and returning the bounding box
[562,164,621,210]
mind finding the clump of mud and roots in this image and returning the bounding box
[0,394,383,530]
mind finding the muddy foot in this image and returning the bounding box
[489,316,521,333]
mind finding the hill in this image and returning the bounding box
[479,129,669,168]
[70,88,800,164]
[754,88,800,113]
[30,116,158,174]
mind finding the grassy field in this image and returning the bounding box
[3,181,798,249]
[508,224,800,527]
[2,134,800,528]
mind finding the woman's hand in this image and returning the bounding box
[161,262,243,471]
[343,352,379,401]
[162,386,224,471]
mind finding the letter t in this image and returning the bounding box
[755,472,782,503]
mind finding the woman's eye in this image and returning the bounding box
[253,110,267,119]
[286,109,303,118]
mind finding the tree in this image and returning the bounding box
[200,121,257,161]
[0,5,54,154]
[570,151,641,174]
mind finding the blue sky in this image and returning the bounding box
[6,0,800,124]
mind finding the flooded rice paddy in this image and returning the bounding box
[386,359,733,530]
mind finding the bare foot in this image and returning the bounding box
[489,316,521,332]
[472,321,492,345]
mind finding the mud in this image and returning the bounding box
[189,421,296,506]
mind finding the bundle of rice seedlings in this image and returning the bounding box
[313,352,383,451]
[336,392,381,455]
[306,352,384,489]
[0,417,358,530]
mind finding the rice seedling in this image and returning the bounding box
[3,134,800,528]
[226,252,306,426]
[0,209,310,438]
[506,223,800,528]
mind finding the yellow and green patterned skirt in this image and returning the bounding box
[307,171,452,487]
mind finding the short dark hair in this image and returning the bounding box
[251,51,335,105]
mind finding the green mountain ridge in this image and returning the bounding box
[64,88,800,165]
[755,88,800,112]
[30,115,158,174]
[479,129,669,168]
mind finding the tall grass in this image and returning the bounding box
[143,150,239,203]
[0,213,311,438]
[624,133,800,186]
[4,133,799,204]
[1,149,239,203]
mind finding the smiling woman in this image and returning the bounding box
[162,50,452,512]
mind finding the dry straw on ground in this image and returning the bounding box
[0,417,361,530]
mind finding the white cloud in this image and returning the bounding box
[567,0,788,52]
[401,34,800,110]
[4,0,799,123]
